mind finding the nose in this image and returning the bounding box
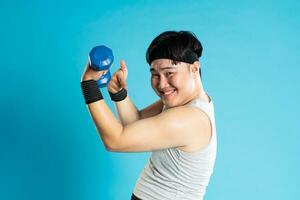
[158,75,170,90]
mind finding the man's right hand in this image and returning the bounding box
[107,60,128,93]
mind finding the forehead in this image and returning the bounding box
[150,59,185,72]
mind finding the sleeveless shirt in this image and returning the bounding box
[133,97,217,200]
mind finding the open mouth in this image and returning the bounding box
[161,89,176,98]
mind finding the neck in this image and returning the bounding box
[193,78,209,102]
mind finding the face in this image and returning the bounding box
[150,59,198,108]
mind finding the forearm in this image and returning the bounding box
[87,99,123,149]
[115,95,140,126]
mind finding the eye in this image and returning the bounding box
[166,72,174,77]
[151,73,159,78]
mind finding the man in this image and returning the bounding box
[81,31,217,200]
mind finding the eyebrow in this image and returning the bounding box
[150,67,176,72]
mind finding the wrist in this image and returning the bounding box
[81,75,93,82]
[81,80,103,104]
[108,87,122,94]
[109,88,127,102]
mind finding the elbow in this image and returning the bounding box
[105,145,121,152]
[104,142,114,152]
[105,139,128,152]
[103,136,120,152]
[103,139,115,152]
[105,143,118,152]
[102,127,124,152]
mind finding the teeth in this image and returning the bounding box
[164,90,174,95]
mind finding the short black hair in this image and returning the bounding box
[146,30,203,78]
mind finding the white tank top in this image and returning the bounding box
[133,97,217,200]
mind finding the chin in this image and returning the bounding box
[162,99,179,109]
[159,90,179,107]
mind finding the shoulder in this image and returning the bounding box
[158,105,211,136]
[163,105,212,152]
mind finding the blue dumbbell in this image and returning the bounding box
[88,45,114,88]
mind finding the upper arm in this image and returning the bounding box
[107,106,210,152]
[138,99,164,119]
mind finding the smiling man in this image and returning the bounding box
[80,31,217,200]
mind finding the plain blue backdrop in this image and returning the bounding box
[1,0,299,199]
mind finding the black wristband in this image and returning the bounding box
[81,80,103,104]
[109,88,127,102]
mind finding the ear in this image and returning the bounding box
[190,61,200,76]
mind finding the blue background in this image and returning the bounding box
[1,0,299,199]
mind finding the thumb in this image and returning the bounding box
[120,60,127,72]
[117,71,127,89]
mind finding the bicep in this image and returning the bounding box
[138,99,164,120]
[108,107,205,152]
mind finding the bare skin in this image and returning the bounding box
[81,59,212,153]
